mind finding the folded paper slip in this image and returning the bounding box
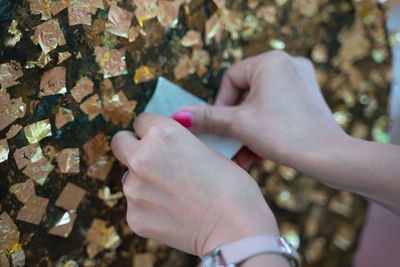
[144,77,242,159]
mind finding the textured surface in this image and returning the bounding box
[0,0,394,266]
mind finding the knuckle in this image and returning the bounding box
[126,153,146,176]
[129,218,149,237]
[203,107,216,132]
[147,121,177,141]
[264,51,291,66]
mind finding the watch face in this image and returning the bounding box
[200,255,217,267]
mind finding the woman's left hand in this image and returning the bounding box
[111,113,279,257]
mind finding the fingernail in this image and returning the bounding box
[254,153,264,163]
[172,110,193,128]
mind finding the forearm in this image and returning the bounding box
[299,134,400,214]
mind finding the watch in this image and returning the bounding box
[200,235,300,267]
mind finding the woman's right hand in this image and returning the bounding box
[173,51,345,170]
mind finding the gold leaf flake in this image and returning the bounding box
[31,19,66,54]
[128,27,140,42]
[157,0,182,28]
[56,148,80,173]
[80,94,102,121]
[29,0,52,20]
[48,212,77,238]
[133,0,159,27]
[181,30,203,48]
[57,51,72,64]
[0,139,9,163]
[55,182,86,210]
[6,124,22,139]
[101,91,137,127]
[0,60,23,89]
[4,20,22,47]
[9,179,36,204]
[55,107,74,129]
[68,0,93,26]
[0,90,25,131]
[50,0,69,15]
[97,187,123,208]
[16,196,49,225]
[25,53,52,69]
[40,66,67,96]
[24,119,52,144]
[87,155,115,180]
[13,143,44,170]
[174,54,195,80]
[94,47,127,78]
[134,65,156,84]
[0,212,20,250]
[71,76,94,103]
[105,6,133,38]
[83,132,110,165]
[85,218,121,258]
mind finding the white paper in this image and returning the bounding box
[144,77,243,159]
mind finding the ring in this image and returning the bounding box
[121,170,129,186]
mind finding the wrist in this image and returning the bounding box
[291,129,351,186]
[197,191,279,258]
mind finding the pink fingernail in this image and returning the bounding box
[172,111,193,128]
[254,154,264,163]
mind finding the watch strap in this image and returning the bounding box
[219,235,300,266]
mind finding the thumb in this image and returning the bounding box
[172,105,237,137]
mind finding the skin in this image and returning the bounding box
[111,51,400,266]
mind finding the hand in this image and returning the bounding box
[173,51,345,170]
[111,114,279,257]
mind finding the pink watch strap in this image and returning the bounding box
[219,235,299,266]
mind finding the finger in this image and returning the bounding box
[172,105,237,137]
[215,57,256,106]
[111,130,139,167]
[133,113,173,139]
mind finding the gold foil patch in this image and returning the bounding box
[181,30,203,48]
[0,139,9,163]
[24,119,52,144]
[97,187,124,208]
[31,19,66,54]
[71,76,94,103]
[133,0,159,26]
[55,182,86,211]
[0,212,20,250]
[48,212,77,238]
[40,66,67,96]
[0,90,25,131]
[94,47,128,78]
[105,6,133,38]
[80,94,102,121]
[6,124,22,139]
[174,54,195,80]
[101,91,137,128]
[68,0,93,26]
[55,107,74,129]
[134,65,156,84]
[56,148,80,173]
[16,196,49,225]
[85,218,121,258]
[9,179,36,204]
[13,143,54,185]
[0,60,23,89]
[57,51,72,64]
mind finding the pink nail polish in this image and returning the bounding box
[172,111,193,128]
[254,153,264,163]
